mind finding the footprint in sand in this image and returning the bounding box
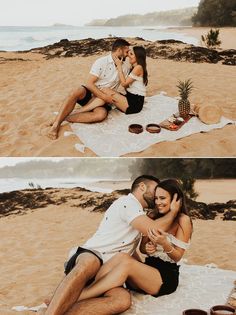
[0,123,9,132]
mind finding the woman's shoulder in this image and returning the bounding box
[178,214,192,227]
[131,65,143,76]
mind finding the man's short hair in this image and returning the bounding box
[112,38,130,52]
[131,175,160,192]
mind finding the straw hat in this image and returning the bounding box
[193,104,222,125]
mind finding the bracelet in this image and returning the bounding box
[164,247,174,254]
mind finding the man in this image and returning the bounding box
[42,175,181,315]
[47,38,130,140]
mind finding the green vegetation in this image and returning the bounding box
[201,29,221,48]
[28,182,42,189]
[192,0,236,26]
[129,159,236,200]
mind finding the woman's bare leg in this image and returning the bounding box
[93,252,129,282]
[78,253,163,301]
[101,88,129,113]
[111,92,129,112]
[75,97,106,114]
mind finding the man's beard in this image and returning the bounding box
[143,192,155,209]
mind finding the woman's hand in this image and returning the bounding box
[148,228,169,247]
[170,193,182,215]
[145,241,156,255]
[113,55,123,68]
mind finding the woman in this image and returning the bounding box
[77,179,193,301]
[75,46,148,115]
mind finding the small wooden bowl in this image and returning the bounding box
[128,124,143,134]
[146,124,161,133]
[183,309,208,315]
[210,305,235,315]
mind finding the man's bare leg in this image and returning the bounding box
[66,107,108,124]
[65,287,131,315]
[38,288,131,315]
[47,86,87,140]
[44,253,101,315]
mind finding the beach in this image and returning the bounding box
[0,28,235,157]
[167,27,236,50]
[0,179,235,314]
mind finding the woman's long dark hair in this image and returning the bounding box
[157,179,188,216]
[150,179,192,233]
[133,46,148,86]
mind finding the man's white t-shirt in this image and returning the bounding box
[90,53,131,91]
[81,193,144,262]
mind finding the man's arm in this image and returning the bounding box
[85,75,113,103]
[131,194,181,235]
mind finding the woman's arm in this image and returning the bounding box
[114,56,142,88]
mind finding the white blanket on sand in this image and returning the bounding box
[125,263,236,315]
[12,263,236,314]
[66,93,234,157]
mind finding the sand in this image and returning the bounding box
[0,28,235,157]
[0,179,235,314]
[167,27,236,50]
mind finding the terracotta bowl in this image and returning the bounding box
[128,124,143,134]
[183,309,208,315]
[146,124,161,134]
[210,305,235,315]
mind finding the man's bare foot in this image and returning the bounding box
[44,298,51,306]
[47,125,59,140]
[37,309,47,315]
[44,118,55,127]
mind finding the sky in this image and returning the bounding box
[0,0,200,26]
[0,157,72,168]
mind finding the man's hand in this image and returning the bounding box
[170,193,181,215]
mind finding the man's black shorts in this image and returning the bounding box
[64,246,103,275]
[77,85,111,112]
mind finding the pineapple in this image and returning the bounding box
[177,79,193,118]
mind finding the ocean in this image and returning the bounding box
[0,25,199,51]
[0,177,129,194]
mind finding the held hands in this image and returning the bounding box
[170,193,182,215]
[147,228,168,247]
